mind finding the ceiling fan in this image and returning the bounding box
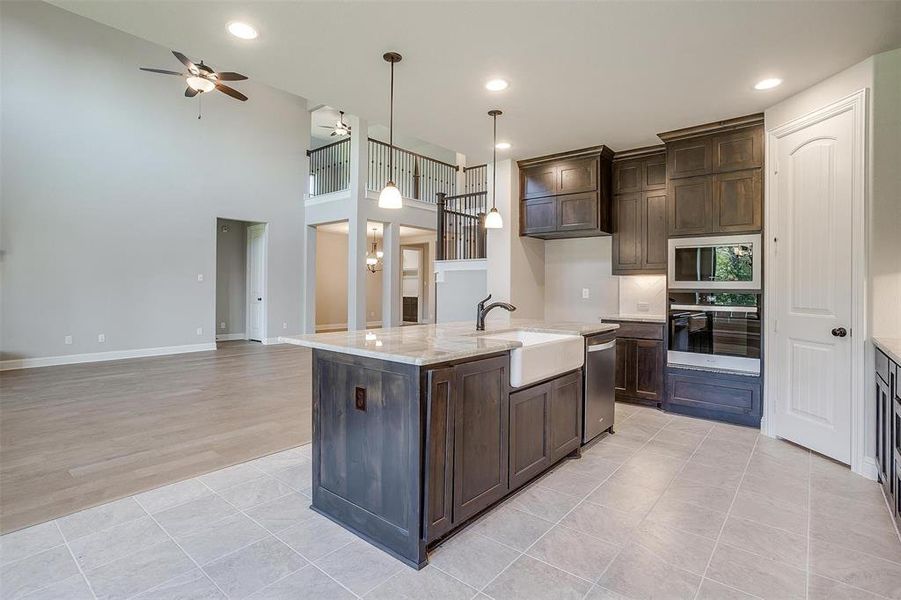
[140,51,249,107]
[320,111,351,137]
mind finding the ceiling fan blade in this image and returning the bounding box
[185,86,198,98]
[215,83,248,101]
[140,67,184,76]
[215,72,248,81]
[172,50,199,75]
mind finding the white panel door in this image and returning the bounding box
[247,224,267,342]
[773,109,854,463]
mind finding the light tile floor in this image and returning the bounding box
[2,404,900,600]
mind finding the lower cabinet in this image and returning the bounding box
[665,366,762,427]
[424,355,583,542]
[876,348,898,527]
[509,371,583,490]
[610,321,665,405]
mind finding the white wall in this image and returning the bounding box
[436,262,487,323]
[0,2,308,363]
[618,275,667,317]
[215,219,247,337]
[544,238,619,322]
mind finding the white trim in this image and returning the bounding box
[216,333,246,341]
[667,234,762,290]
[435,259,488,272]
[0,343,217,371]
[260,337,284,345]
[763,89,870,478]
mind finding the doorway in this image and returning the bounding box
[402,247,423,324]
[765,91,867,468]
[215,218,267,344]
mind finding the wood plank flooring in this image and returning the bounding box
[0,341,311,534]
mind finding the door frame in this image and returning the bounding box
[245,223,269,343]
[762,89,872,478]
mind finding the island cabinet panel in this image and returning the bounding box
[452,356,510,524]
[424,367,455,542]
[311,350,424,567]
[509,384,551,490]
[548,371,583,462]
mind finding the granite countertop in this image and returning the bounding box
[279,320,619,366]
[601,314,667,324]
[874,337,901,365]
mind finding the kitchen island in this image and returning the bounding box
[281,320,618,568]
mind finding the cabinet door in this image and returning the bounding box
[633,340,664,402]
[642,191,668,271]
[521,197,557,235]
[557,192,599,232]
[713,169,761,233]
[612,193,642,273]
[424,367,455,542]
[878,374,890,486]
[558,157,598,195]
[614,339,631,395]
[713,127,763,172]
[452,356,509,523]
[548,371,583,462]
[668,138,711,178]
[614,159,642,194]
[668,175,712,236]
[509,383,550,490]
[643,154,667,190]
[522,164,557,199]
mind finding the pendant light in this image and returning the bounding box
[378,52,403,209]
[484,109,504,229]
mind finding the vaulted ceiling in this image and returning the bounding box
[52,1,901,162]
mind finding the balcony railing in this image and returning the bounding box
[436,191,488,260]
[307,137,464,202]
[462,164,487,194]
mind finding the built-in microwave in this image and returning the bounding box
[668,292,761,374]
[667,234,762,290]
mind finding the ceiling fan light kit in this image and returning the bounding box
[140,50,248,118]
[378,52,403,209]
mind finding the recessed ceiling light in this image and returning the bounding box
[495,142,511,150]
[754,77,782,90]
[485,79,508,92]
[227,22,258,40]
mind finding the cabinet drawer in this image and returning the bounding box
[608,321,664,340]
[666,368,762,426]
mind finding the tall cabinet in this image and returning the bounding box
[611,147,668,275]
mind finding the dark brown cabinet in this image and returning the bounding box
[612,149,668,275]
[876,348,896,515]
[659,116,764,237]
[665,367,762,428]
[518,146,613,239]
[548,371,583,461]
[452,356,510,524]
[608,321,665,405]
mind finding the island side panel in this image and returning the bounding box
[311,349,426,567]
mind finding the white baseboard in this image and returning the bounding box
[216,333,247,341]
[0,343,217,371]
[261,337,284,345]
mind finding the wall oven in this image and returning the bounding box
[668,292,761,374]
[668,234,762,290]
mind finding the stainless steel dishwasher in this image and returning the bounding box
[583,334,616,443]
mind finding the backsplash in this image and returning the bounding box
[618,275,666,316]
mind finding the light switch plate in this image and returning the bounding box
[197,274,204,282]
[220,322,226,329]
[64,335,73,345]
[582,288,590,299]
[196,327,203,336]
[97,334,105,343]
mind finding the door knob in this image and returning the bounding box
[831,327,847,337]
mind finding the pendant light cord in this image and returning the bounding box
[388,60,394,183]
[492,112,497,210]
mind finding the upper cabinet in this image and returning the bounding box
[659,114,764,237]
[518,146,613,239]
[612,147,668,275]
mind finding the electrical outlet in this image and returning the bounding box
[64,335,73,345]
[637,301,650,312]
[196,274,204,282]
[582,288,590,299]
[196,327,203,336]
[282,322,288,330]
[97,334,105,343]
[220,322,226,329]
